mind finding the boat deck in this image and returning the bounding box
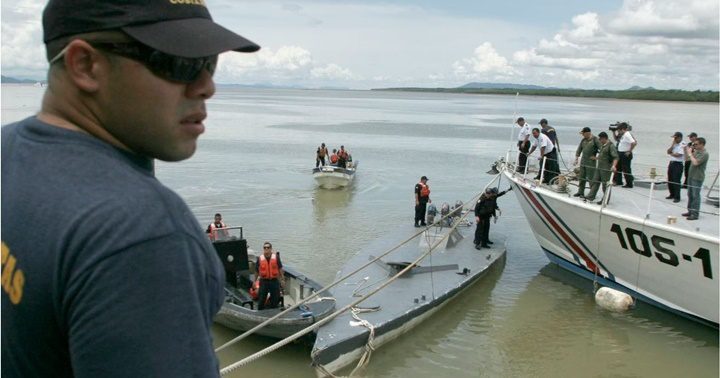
[511,173,719,238]
[312,220,506,371]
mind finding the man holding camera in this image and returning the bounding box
[683,137,709,220]
[612,122,636,188]
[682,132,698,188]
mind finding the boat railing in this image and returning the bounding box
[503,146,720,220]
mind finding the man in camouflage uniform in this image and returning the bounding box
[574,127,601,198]
[584,132,618,204]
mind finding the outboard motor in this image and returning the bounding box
[440,202,451,226]
[451,200,463,218]
[426,202,438,224]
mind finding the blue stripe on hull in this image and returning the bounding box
[541,247,718,329]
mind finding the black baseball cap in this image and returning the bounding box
[43,0,260,59]
[672,131,683,138]
[516,117,525,123]
[689,132,698,138]
[421,176,429,181]
[598,131,609,138]
[581,127,591,133]
[539,119,548,125]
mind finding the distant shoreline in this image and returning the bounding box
[372,87,719,103]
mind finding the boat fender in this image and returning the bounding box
[456,268,470,276]
[594,287,634,312]
[300,311,314,319]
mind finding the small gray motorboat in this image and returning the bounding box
[311,212,506,375]
[211,227,335,339]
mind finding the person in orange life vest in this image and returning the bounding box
[255,241,285,310]
[337,145,349,168]
[206,213,228,241]
[414,176,431,227]
[316,142,328,167]
[329,149,339,165]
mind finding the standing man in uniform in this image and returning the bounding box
[584,132,619,204]
[415,176,431,227]
[613,122,637,188]
[256,242,285,310]
[1,0,260,376]
[516,117,531,173]
[683,137,709,221]
[682,132,698,189]
[528,128,558,184]
[666,132,686,203]
[574,127,600,198]
[474,187,511,249]
[539,119,560,151]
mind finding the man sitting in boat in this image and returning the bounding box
[583,132,618,204]
[207,213,229,241]
[329,149,339,166]
[255,242,286,310]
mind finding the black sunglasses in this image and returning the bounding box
[89,42,217,84]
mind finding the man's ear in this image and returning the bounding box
[61,39,108,93]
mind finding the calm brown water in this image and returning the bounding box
[3,85,718,377]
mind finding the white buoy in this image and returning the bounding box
[594,287,634,312]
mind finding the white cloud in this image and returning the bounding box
[608,0,719,39]
[452,42,516,80]
[216,46,354,85]
[311,63,354,80]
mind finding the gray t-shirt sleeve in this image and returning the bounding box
[66,234,221,377]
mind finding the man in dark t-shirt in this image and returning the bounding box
[1,1,260,376]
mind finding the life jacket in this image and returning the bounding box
[330,154,339,164]
[206,221,226,241]
[418,182,430,197]
[258,253,280,279]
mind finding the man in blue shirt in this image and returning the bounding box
[1,1,259,376]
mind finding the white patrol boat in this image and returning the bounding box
[497,153,719,328]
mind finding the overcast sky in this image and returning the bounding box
[2,0,718,90]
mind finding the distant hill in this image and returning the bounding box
[459,82,547,90]
[1,75,43,84]
[373,83,719,103]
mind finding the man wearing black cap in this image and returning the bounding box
[539,119,560,151]
[682,132,698,188]
[666,132,686,203]
[574,127,600,198]
[415,176,431,227]
[613,122,636,188]
[585,132,618,204]
[1,1,259,376]
[516,117,531,173]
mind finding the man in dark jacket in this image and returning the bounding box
[474,187,512,249]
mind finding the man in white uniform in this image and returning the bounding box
[516,117,531,173]
[666,132,685,202]
[528,128,558,184]
[613,122,636,188]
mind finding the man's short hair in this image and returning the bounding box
[689,132,698,138]
[214,213,222,217]
[695,137,706,145]
[532,128,540,133]
[598,131,609,139]
[263,241,272,248]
